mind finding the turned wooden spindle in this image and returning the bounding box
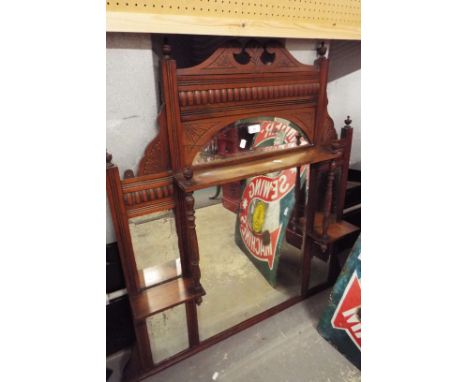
[321,160,337,246]
[184,191,203,305]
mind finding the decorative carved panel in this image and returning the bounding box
[177,40,317,76]
[138,106,171,176]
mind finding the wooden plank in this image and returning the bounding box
[106,11,360,40]
[130,278,205,322]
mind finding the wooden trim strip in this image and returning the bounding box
[121,170,173,185]
[176,72,320,88]
[180,98,317,122]
[126,197,176,219]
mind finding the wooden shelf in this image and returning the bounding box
[130,277,205,322]
[312,212,359,244]
[136,259,182,290]
[176,144,339,192]
[287,213,359,249]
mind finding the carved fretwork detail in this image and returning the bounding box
[184,191,203,305]
[323,115,338,143]
[139,136,164,175]
[138,105,171,176]
[177,39,317,75]
[183,120,220,165]
[184,122,210,147]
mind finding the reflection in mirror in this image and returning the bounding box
[193,116,308,166]
[128,210,182,289]
[309,256,330,288]
[195,163,308,340]
[146,304,188,364]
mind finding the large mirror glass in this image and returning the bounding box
[192,116,312,340]
[128,210,182,290]
[195,163,308,340]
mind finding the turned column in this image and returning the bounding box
[321,160,337,245]
[182,168,203,305]
[335,116,354,221]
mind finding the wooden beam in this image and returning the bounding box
[107,9,360,40]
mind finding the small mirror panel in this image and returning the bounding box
[128,210,182,289]
[193,116,308,166]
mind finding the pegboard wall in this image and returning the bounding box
[106,0,360,40]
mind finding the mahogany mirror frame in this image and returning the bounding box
[106,38,356,381]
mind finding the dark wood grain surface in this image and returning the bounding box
[176,144,339,192]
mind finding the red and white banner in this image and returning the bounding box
[331,271,361,349]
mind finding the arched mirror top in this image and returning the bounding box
[193,116,310,166]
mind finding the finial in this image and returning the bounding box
[124,169,135,179]
[317,41,327,57]
[344,116,352,126]
[183,167,193,180]
[106,151,113,168]
[162,37,171,59]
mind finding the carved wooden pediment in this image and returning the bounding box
[177,39,317,75]
[138,38,337,175]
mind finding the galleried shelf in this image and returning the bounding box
[176,144,340,192]
[106,38,359,381]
